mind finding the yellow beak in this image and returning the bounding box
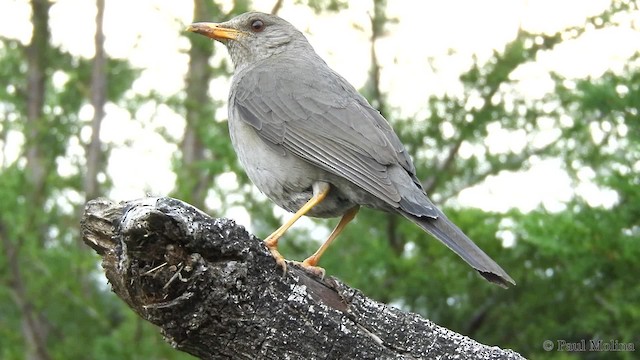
[186,22,243,41]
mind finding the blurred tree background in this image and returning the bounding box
[0,0,638,359]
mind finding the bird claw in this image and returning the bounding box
[264,239,326,278]
[292,260,326,279]
[266,245,288,274]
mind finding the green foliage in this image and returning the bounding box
[501,201,639,359]
[295,0,348,13]
[0,7,184,358]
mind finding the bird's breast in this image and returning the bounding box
[227,112,355,218]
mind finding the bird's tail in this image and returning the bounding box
[400,210,515,288]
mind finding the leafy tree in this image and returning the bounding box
[0,0,185,358]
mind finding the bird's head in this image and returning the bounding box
[187,12,311,70]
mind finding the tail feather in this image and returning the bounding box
[400,210,515,288]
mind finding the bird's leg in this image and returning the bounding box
[264,182,330,271]
[302,206,359,270]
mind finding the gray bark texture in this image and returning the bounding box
[81,197,525,360]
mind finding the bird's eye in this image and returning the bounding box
[250,19,264,32]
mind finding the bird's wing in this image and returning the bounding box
[231,58,436,217]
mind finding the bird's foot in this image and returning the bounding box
[291,257,326,279]
[264,238,325,278]
[265,243,288,273]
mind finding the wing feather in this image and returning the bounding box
[231,58,435,217]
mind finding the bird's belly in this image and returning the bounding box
[228,119,356,218]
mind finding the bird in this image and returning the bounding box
[187,12,515,287]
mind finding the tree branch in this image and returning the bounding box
[81,197,525,360]
[271,0,284,15]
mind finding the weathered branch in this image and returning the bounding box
[81,197,525,360]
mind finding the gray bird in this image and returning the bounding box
[187,12,515,287]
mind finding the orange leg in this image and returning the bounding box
[264,182,330,270]
[302,206,359,268]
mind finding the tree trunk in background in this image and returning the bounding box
[365,0,407,263]
[9,1,53,359]
[85,0,107,200]
[1,227,51,360]
[25,0,49,195]
[178,0,217,210]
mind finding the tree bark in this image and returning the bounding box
[81,197,524,360]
